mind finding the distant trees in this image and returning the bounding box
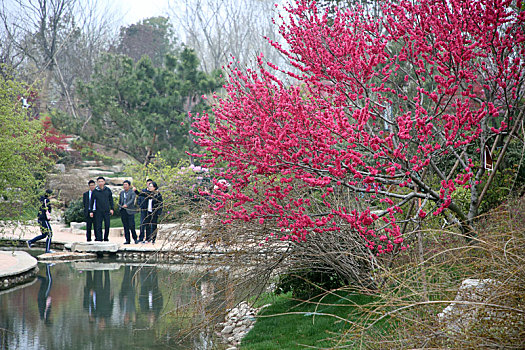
[1,0,293,168]
[0,0,116,116]
[78,48,221,165]
[169,0,285,74]
[115,16,177,68]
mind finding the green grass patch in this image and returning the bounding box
[241,291,382,349]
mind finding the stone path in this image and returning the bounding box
[1,221,185,251]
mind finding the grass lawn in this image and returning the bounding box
[241,291,383,349]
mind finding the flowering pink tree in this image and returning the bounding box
[193,0,525,260]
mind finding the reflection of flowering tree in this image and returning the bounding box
[194,0,525,257]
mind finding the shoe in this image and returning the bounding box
[26,241,32,248]
[103,239,109,242]
[134,240,139,244]
[141,241,146,244]
[123,242,131,245]
[45,250,54,254]
[87,239,92,242]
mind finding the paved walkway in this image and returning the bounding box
[0,251,38,278]
[0,222,182,251]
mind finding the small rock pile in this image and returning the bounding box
[217,301,258,349]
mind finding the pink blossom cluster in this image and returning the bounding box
[192,0,525,254]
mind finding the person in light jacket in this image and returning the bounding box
[119,180,138,244]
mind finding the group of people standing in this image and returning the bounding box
[27,177,163,251]
[84,177,163,244]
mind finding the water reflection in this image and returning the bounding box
[83,270,113,329]
[37,264,53,324]
[119,266,137,325]
[139,267,163,327]
[0,261,212,349]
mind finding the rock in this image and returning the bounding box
[105,177,128,186]
[233,326,246,335]
[86,170,114,176]
[111,164,124,173]
[70,222,85,230]
[438,278,501,332]
[37,251,97,262]
[109,227,124,237]
[54,164,66,173]
[221,325,234,334]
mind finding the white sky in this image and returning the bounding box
[110,0,171,25]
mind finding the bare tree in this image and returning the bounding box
[169,0,286,74]
[0,0,119,115]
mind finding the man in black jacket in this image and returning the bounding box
[83,180,96,242]
[89,177,114,241]
[134,178,153,243]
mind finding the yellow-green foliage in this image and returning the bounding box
[0,72,52,219]
[125,155,213,222]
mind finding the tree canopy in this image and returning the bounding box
[194,0,525,258]
[115,16,177,67]
[78,47,222,165]
[0,72,51,218]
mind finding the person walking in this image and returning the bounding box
[134,179,153,243]
[83,180,96,242]
[119,180,138,244]
[27,189,54,253]
[136,181,163,244]
[89,177,114,242]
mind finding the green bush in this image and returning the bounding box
[276,269,347,300]
[63,199,85,225]
[64,196,120,224]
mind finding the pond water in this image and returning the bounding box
[0,259,219,350]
